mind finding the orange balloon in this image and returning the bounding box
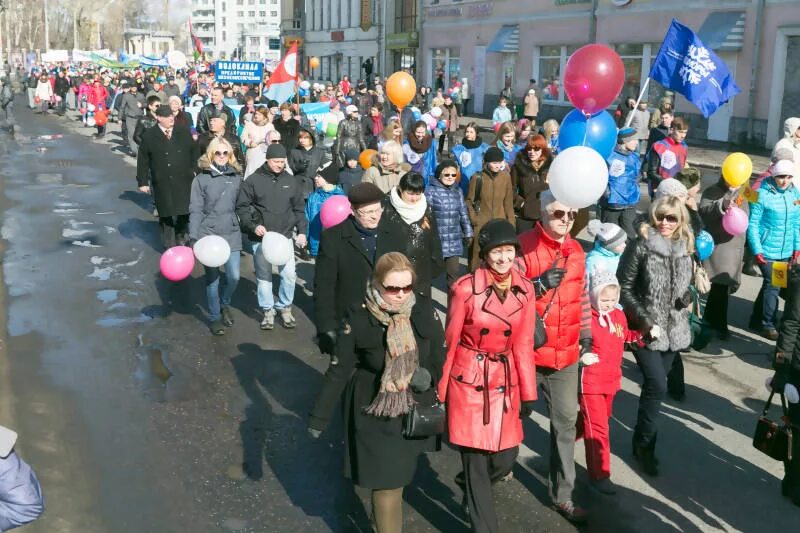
[386,71,417,110]
[309,57,320,69]
[359,149,378,169]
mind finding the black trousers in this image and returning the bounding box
[445,256,462,288]
[460,446,518,533]
[159,214,189,249]
[704,282,730,332]
[633,348,676,447]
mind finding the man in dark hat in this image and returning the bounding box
[236,143,307,331]
[136,104,199,248]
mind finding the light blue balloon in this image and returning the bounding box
[437,120,447,130]
[696,230,715,261]
[558,108,617,159]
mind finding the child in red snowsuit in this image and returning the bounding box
[579,270,640,495]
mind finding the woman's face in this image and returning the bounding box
[298,133,312,148]
[414,126,427,141]
[169,99,181,112]
[253,112,266,125]
[213,147,230,167]
[379,270,414,306]
[488,161,505,173]
[519,126,531,140]
[655,210,679,238]
[400,189,423,204]
[370,107,380,116]
[465,127,477,141]
[439,166,458,187]
[527,146,543,162]
[485,245,516,274]
[501,132,515,145]
[774,175,793,190]
[393,124,402,137]
[379,151,393,167]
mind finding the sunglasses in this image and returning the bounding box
[656,214,679,224]
[383,284,413,295]
[214,150,230,156]
[270,139,281,144]
[441,172,458,178]
[550,209,577,221]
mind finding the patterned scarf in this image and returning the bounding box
[363,283,419,418]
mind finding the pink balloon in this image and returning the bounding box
[160,246,195,281]
[320,195,351,229]
[722,206,748,236]
[563,44,625,114]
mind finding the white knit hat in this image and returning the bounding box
[345,104,359,115]
[589,270,620,310]
[773,159,795,178]
[587,219,627,251]
[655,178,688,199]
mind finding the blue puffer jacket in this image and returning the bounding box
[425,177,474,258]
[747,177,800,260]
[605,146,641,208]
[452,142,489,195]
[305,186,347,256]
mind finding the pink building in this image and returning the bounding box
[420,0,800,147]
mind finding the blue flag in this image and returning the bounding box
[649,19,741,118]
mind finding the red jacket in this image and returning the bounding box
[88,85,109,111]
[581,308,638,395]
[520,224,589,370]
[438,266,538,452]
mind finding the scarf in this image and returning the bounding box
[371,115,383,136]
[390,187,428,225]
[597,310,617,334]
[406,131,432,154]
[363,284,418,418]
[461,137,482,149]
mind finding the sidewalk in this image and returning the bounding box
[464,114,772,174]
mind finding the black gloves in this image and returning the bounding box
[520,401,536,419]
[675,291,693,311]
[535,267,566,294]
[317,330,337,355]
[410,367,432,393]
[579,337,593,355]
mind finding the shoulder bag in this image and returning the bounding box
[753,390,793,461]
[403,401,445,439]
[693,256,711,295]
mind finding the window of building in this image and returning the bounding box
[222,2,226,10]
[237,11,244,17]
[248,0,255,4]
[393,49,417,77]
[431,48,459,90]
[223,31,227,41]
[250,37,260,46]
[270,10,277,16]
[395,0,417,33]
[249,11,255,17]
[236,0,243,5]
[536,44,583,103]
[502,54,515,92]
[259,11,266,17]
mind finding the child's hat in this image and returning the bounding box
[316,162,339,184]
[589,269,621,310]
[587,219,627,251]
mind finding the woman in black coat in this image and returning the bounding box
[309,252,442,532]
[510,133,552,233]
[289,126,330,200]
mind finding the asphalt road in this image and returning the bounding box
[0,101,795,532]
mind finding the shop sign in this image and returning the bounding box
[360,0,372,31]
[386,32,419,50]
[428,2,493,18]
[331,31,345,42]
[283,37,304,47]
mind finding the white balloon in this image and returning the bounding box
[193,235,231,268]
[786,384,800,404]
[430,107,443,118]
[300,80,311,90]
[548,146,609,209]
[261,232,293,266]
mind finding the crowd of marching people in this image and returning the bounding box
[5,55,800,531]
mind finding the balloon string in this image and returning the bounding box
[582,113,590,147]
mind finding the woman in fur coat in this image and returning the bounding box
[617,195,694,477]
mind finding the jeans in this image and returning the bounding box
[250,240,296,311]
[753,259,789,329]
[537,363,579,503]
[633,348,677,447]
[205,252,241,321]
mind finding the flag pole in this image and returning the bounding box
[624,77,651,128]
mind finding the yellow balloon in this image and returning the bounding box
[722,152,753,187]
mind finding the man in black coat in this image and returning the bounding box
[53,70,70,116]
[136,105,200,249]
[196,86,236,135]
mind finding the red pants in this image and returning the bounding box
[579,393,615,480]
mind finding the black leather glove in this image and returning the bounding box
[675,291,692,311]
[536,267,566,293]
[317,330,337,355]
[579,337,593,355]
[771,367,790,394]
[410,367,432,393]
[520,401,536,419]
[464,237,473,251]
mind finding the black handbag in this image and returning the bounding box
[534,312,547,350]
[753,390,793,462]
[403,401,445,439]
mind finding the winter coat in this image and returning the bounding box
[492,106,512,126]
[617,227,693,352]
[333,117,366,167]
[585,242,622,277]
[338,167,363,193]
[289,129,331,199]
[497,142,520,168]
[0,451,44,531]
[403,137,438,184]
[235,165,307,241]
[773,117,800,179]
[34,80,52,102]
[305,186,346,256]
[628,109,651,140]
[747,177,800,260]
[511,154,550,221]
[775,266,800,384]
[425,176,473,258]
[87,85,109,110]
[440,103,459,132]
[362,158,409,194]
[133,115,157,146]
[699,180,749,287]
[466,168,516,269]
[452,141,489,195]
[520,224,588,369]
[646,136,687,183]
[54,75,70,97]
[0,85,12,109]
[196,102,237,135]
[118,91,145,120]
[380,200,445,298]
[438,266,538,452]
[582,308,630,395]
[523,92,539,117]
[136,124,199,217]
[309,298,441,488]
[188,162,243,252]
[605,146,641,208]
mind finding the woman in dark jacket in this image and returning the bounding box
[617,196,694,476]
[333,105,367,168]
[425,160,473,288]
[511,134,552,234]
[382,172,445,299]
[289,127,330,200]
[309,253,442,533]
[188,137,243,335]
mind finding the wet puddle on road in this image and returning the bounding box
[133,335,205,403]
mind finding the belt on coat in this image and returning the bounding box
[460,342,512,426]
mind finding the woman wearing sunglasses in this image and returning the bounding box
[511,134,552,234]
[439,219,537,532]
[617,195,695,476]
[188,138,244,335]
[309,252,442,533]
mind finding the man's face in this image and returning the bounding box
[281,108,291,120]
[661,113,674,128]
[210,117,225,133]
[156,115,175,129]
[266,157,285,173]
[543,201,576,239]
[352,202,383,229]
[211,89,223,104]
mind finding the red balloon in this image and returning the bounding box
[563,44,625,114]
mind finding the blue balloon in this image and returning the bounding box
[437,120,447,130]
[696,230,715,261]
[558,109,617,159]
[412,110,422,120]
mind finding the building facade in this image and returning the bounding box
[191,0,282,62]
[123,30,176,57]
[419,0,800,147]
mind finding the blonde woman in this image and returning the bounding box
[617,195,694,476]
[362,140,410,194]
[189,137,244,335]
[377,118,403,150]
[542,119,560,154]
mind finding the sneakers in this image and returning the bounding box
[221,306,234,327]
[280,307,296,329]
[209,319,225,336]
[260,308,276,330]
[589,477,617,495]
[554,501,588,525]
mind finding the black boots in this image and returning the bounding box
[633,435,659,476]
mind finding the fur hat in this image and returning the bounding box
[587,219,627,251]
[484,146,505,164]
[347,182,385,207]
[478,219,520,258]
[654,178,688,199]
[589,270,620,310]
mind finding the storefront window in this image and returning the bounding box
[432,48,460,91]
[537,45,583,102]
[648,42,668,105]
[393,49,417,76]
[615,43,644,102]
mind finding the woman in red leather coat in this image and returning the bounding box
[438,218,537,533]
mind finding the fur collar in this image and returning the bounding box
[407,131,433,153]
[644,227,688,258]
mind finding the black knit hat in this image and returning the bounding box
[266,143,287,159]
[484,146,504,164]
[155,104,173,117]
[317,162,339,185]
[478,219,520,258]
